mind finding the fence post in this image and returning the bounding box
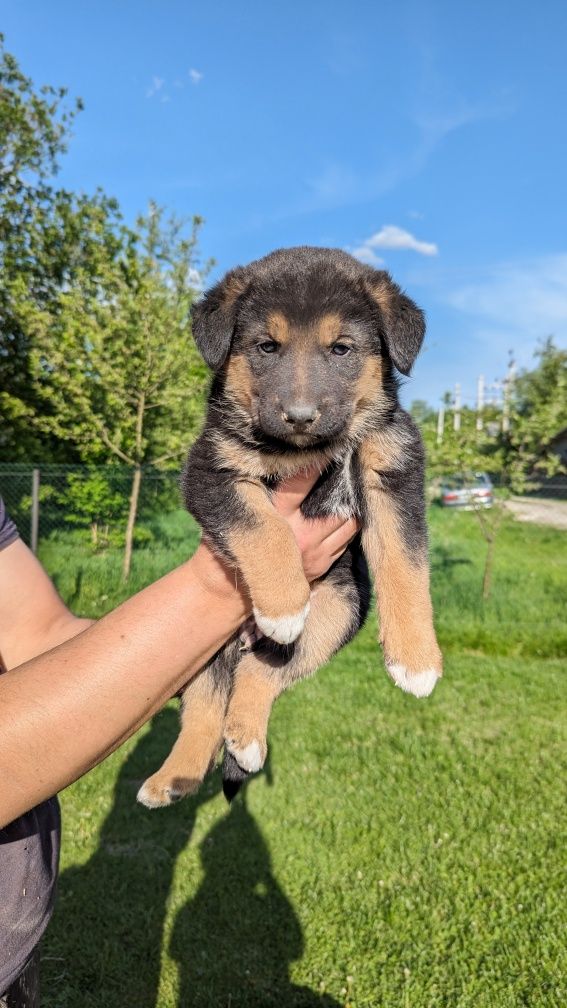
[31,467,40,554]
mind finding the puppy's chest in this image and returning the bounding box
[297,452,363,521]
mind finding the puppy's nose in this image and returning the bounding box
[282,402,318,425]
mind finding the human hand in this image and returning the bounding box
[273,469,360,582]
[237,468,360,648]
[191,468,360,606]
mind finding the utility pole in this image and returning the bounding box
[436,405,445,444]
[502,357,516,433]
[489,379,501,408]
[453,382,461,432]
[476,374,485,431]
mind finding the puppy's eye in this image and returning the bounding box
[331,343,351,357]
[258,340,279,354]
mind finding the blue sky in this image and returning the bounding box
[3,0,567,406]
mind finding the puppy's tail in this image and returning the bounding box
[221,748,251,802]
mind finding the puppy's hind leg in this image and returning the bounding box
[222,563,366,799]
[137,641,239,808]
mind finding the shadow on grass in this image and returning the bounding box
[66,566,85,609]
[45,707,338,1008]
[431,542,473,574]
[171,790,340,1008]
[44,707,200,1006]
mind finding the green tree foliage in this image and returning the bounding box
[423,406,501,479]
[504,338,567,490]
[20,204,210,576]
[422,340,566,489]
[420,340,567,598]
[409,399,435,426]
[0,33,89,457]
[60,470,127,550]
[1,39,211,574]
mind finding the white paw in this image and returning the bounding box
[136,781,178,809]
[226,738,264,773]
[253,602,310,644]
[387,664,440,698]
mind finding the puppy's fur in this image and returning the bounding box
[138,247,442,808]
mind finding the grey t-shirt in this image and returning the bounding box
[0,497,61,994]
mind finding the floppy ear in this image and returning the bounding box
[363,270,425,376]
[191,267,250,370]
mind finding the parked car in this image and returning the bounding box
[440,473,494,509]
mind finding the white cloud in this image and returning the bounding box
[349,245,384,267]
[146,75,165,98]
[368,225,438,256]
[447,255,567,338]
[268,89,513,226]
[189,68,203,85]
[439,254,567,382]
[350,225,438,266]
[399,253,567,406]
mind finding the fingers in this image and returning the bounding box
[273,469,361,578]
[301,523,360,582]
[273,468,321,517]
[274,471,360,547]
[319,518,360,557]
[319,515,360,544]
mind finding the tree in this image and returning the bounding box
[504,338,567,491]
[423,340,567,599]
[60,469,127,549]
[20,205,212,577]
[409,399,435,426]
[426,409,505,599]
[0,34,87,458]
[1,37,214,574]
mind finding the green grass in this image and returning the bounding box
[41,509,566,1007]
[38,508,201,618]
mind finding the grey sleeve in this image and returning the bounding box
[0,496,19,551]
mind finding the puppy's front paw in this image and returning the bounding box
[253,601,310,644]
[386,663,440,698]
[136,773,200,809]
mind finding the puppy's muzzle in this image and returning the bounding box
[281,401,320,432]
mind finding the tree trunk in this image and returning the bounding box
[482,537,495,600]
[123,464,142,581]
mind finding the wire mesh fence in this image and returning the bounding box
[1,462,565,560]
[0,463,187,554]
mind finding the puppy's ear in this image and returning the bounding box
[363,270,425,376]
[191,267,250,370]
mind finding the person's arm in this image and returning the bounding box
[0,473,358,827]
[0,537,93,670]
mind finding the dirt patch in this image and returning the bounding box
[504,497,567,530]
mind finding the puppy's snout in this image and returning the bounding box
[282,402,319,425]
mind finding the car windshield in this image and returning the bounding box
[443,474,489,489]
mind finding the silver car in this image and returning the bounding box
[440,473,494,509]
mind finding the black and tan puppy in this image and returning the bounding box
[138,246,442,807]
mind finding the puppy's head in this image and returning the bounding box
[192,247,424,448]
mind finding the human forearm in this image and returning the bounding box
[0,470,360,827]
[0,544,248,827]
[0,538,94,669]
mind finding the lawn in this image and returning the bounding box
[40,507,566,1007]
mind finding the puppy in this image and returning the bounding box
[138,247,442,807]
